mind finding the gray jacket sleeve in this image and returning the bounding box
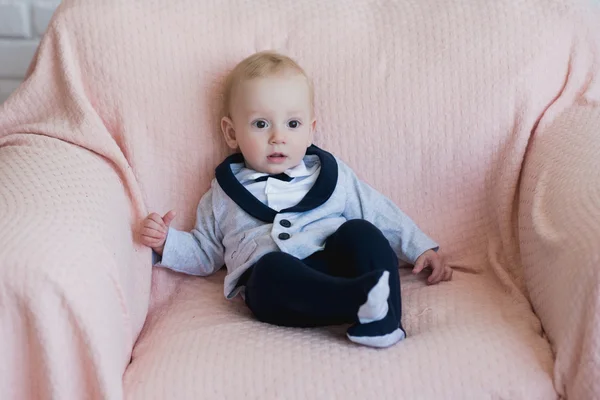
[158,185,225,276]
[339,160,439,264]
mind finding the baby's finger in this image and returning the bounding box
[427,256,443,283]
[141,235,162,247]
[147,212,161,221]
[444,267,454,281]
[162,210,177,227]
[141,232,163,241]
[148,240,163,247]
[148,213,166,226]
[413,258,427,275]
[440,267,449,281]
[428,266,443,284]
[144,219,167,233]
[142,228,165,239]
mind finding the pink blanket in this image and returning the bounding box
[0,0,598,398]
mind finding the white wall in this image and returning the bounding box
[0,0,60,103]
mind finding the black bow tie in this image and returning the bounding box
[253,173,293,183]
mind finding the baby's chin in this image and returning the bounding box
[247,154,303,173]
[262,161,297,174]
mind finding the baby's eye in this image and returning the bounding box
[252,119,269,129]
[287,120,301,129]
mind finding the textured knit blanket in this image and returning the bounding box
[0,0,599,399]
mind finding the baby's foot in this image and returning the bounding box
[357,270,390,324]
[347,309,406,348]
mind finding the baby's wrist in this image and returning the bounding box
[153,244,165,256]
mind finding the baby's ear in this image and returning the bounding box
[308,118,317,145]
[221,116,238,149]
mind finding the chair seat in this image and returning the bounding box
[124,269,556,399]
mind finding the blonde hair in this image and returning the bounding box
[222,51,314,118]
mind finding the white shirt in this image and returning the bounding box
[235,155,321,211]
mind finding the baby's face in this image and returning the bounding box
[222,72,315,174]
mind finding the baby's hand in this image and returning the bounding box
[140,210,177,255]
[412,249,452,285]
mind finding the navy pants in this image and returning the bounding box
[241,220,403,329]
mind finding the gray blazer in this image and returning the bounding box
[159,146,438,298]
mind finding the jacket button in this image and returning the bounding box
[278,233,291,240]
[280,219,292,228]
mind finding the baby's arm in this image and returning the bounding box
[141,187,225,276]
[339,160,451,283]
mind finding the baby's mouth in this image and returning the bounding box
[267,153,287,163]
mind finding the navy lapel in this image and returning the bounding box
[215,145,338,223]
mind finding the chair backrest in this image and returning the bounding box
[2,0,596,278]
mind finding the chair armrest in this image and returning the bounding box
[518,104,600,399]
[0,137,151,399]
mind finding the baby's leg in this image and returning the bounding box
[243,252,388,328]
[323,219,406,347]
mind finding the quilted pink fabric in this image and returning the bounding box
[0,0,598,399]
[520,104,600,399]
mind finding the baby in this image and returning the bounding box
[141,51,452,348]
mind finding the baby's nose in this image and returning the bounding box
[269,128,286,143]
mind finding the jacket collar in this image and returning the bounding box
[215,145,338,223]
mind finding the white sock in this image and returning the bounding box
[347,328,406,348]
[357,271,390,324]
